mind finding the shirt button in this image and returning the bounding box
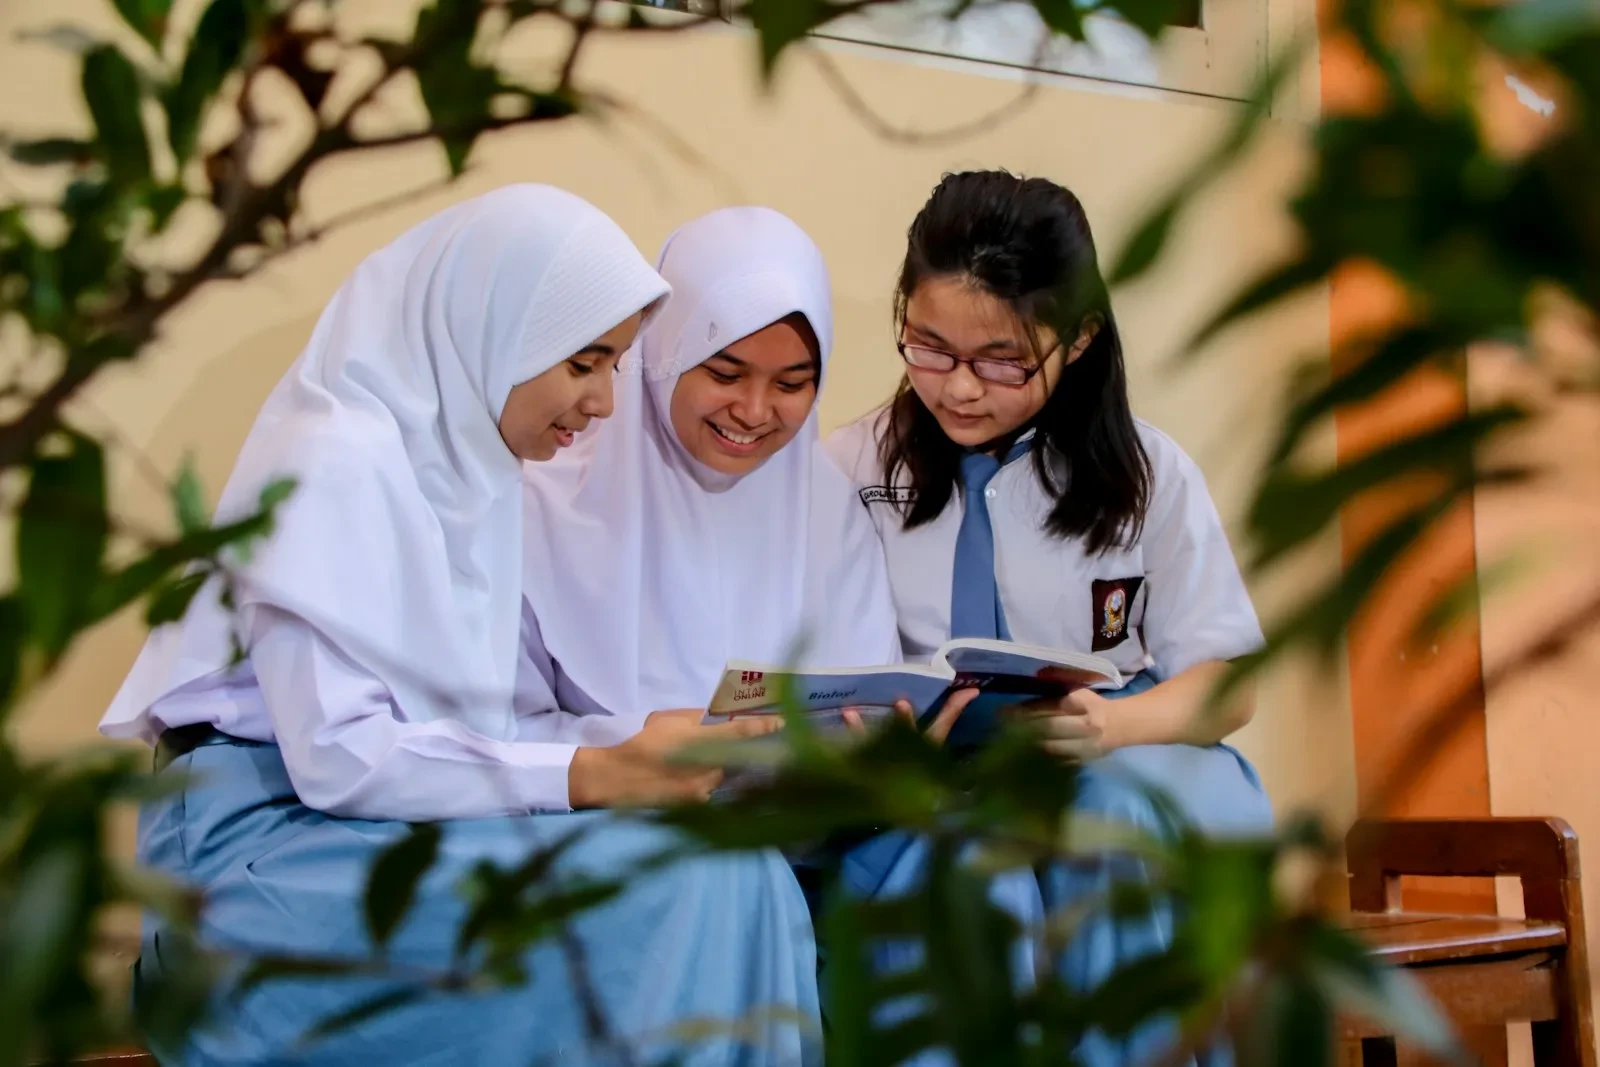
[985,487,996,499]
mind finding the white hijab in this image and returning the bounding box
[522,207,902,732]
[102,184,670,744]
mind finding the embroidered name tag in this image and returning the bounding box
[859,485,915,506]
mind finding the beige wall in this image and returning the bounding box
[1471,344,1600,1049]
[3,1,1350,830]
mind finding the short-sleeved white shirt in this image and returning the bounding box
[825,409,1264,682]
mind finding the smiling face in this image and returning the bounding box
[668,313,821,476]
[901,275,1094,451]
[497,311,645,462]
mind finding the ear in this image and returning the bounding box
[1063,318,1101,366]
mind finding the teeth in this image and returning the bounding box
[711,424,761,446]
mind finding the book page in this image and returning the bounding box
[937,638,1122,689]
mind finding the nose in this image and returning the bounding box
[579,374,615,420]
[943,361,986,404]
[727,378,775,428]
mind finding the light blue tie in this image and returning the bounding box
[950,437,1032,641]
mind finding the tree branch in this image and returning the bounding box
[558,2,597,92]
[806,43,1043,146]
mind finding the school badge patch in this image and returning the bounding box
[1090,577,1144,651]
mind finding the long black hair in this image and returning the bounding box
[880,170,1152,555]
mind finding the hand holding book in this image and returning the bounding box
[1003,667,1109,762]
[839,687,981,743]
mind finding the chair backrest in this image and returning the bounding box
[1345,817,1579,920]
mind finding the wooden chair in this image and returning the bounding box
[1342,817,1596,1066]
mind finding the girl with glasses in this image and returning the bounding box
[826,170,1274,1066]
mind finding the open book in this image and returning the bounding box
[705,638,1123,754]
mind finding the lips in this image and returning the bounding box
[707,421,769,455]
[552,427,575,448]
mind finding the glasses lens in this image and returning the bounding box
[974,359,1029,385]
[903,345,955,371]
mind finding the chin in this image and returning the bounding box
[934,417,999,448]
[700,451,764,476]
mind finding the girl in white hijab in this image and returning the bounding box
[102,186,812,1066]
[520,206,903,750]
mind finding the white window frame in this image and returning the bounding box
[803,0,1270,103]
[622,0,1273,104]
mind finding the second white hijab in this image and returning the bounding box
[522,207,902,730]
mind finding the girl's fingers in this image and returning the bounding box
[927,688,980,745]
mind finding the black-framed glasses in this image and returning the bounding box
[896,341,1048,387]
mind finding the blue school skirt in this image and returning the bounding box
[833,673,1273,1067]
[135,734,820,1066]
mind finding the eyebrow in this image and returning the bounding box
[704,351,817,374]
[574,342,617,357]
[904,321,1023,358]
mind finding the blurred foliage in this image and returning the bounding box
[2,0,1596,1064]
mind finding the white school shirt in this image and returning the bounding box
[825,409,1264,681]
[143,599,623,822]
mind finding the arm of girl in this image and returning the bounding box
[1020,662,1253,760]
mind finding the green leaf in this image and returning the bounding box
[111,0,174,50]
[1241,971,1334,1067]
[302,985,431,1044]
[14,24,106,54]
[143,183,189,230]
[748,0,825,79]
[145,571,209,627]
[164,0,252,162]
[920,843,1021,1064]
[1102,0,1187,38]
[0,596,25,717]
[257,476,296,513]
[4,846,88,999]
[1481,0,1600,54]
[1261,491,1463,660]
[233,953,383,996]
[1032,0,1086,39]
[364,822,442,947]
[1079,945,1206,1038]
[820,894,873,1067]
[1179,839,1276,982]
[1188,255,1335,355]
[1306,921,1465,1061]
[6,138,98,166]
[88,479,295,627]
[1110,36,1304,285]
[1265,327,1467,467]
[131,929,221,1053]
[1248,405,1528,569]
[413,0,498,176]
[171,456,208,533]
[1109,201,1177,286]
[17,433,109,660]
[82,45,151,187]
[55,182,126,310]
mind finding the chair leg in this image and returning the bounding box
[1531,1017,1594,1067]
[1360,1036,1399,1067]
